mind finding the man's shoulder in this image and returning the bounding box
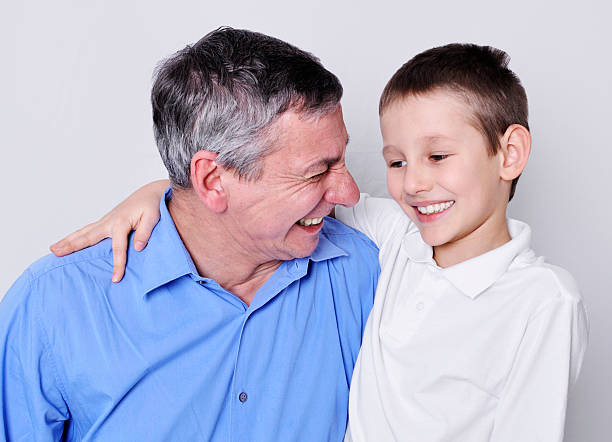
[2,239,116,317]
[320,217,379,255]
[321,216,375,240]
[27,238,114,281]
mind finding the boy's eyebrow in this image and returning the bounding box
[382,144,400,155]
[382,145,394,154]
[419,134,455,146]
[382,135,454,154]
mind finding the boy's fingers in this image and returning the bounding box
[50,223,108,257]
[132,211,159,251]
[111,228,130,283]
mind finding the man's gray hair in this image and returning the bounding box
[151,27,344,188]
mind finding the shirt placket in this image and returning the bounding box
[400,265,442,339]
[227,259,308,441]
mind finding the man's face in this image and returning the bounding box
[222,106,360,262]
[381,90,508,250]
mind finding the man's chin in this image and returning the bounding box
[286,237,320,260]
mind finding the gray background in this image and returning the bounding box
[2,0,610,440]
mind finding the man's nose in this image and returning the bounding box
[325,167,360,208]
[403,163,432,196]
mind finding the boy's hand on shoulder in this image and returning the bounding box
[49,180,168,282]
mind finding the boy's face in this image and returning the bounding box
[381,90,510,251]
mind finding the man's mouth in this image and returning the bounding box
[297,217,324,227]
[415,201,454,215]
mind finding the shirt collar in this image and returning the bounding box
[310,221,349,262]
[139,191,347,296]
[441,219,532,299]
[140,188,200,296]
[402,218,532,299]
[402,227,435,264]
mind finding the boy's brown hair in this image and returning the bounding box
[380,43,529,201]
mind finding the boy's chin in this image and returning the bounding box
[414,225,446,246]
[420,234,450,248]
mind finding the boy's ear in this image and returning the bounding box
[498,124,531,181]
[190,151,228,213]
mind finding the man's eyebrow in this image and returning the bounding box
[304,155,342,175]
[302,135,349,174]
[304,155,343,174]
[301,134,349,175]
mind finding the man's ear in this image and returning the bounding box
[190,151,228,213]
[498,124,531,181]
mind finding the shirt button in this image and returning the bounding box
[416,301,425,311]
[238,392,248,403]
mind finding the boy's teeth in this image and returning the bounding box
[297,217,323,226]
[417,201,454,215]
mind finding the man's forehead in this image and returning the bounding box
[274,106,345,134]
[270,108,348,159]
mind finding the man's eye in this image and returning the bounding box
[389,160,406,168]
[309,169,328,179]
[430,154,449,162]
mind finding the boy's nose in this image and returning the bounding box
[325,167,360,208]
[403,165,432,195]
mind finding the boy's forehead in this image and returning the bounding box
[380,92,492,156]
[381,91,479,135]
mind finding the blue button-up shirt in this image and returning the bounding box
[0,190,379,441]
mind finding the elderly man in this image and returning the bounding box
[0,28,379,440]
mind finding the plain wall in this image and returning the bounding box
[2,0,610,440]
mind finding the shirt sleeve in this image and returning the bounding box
[0,271,69,441]
[490,294,589,442]
[335,194,409,248]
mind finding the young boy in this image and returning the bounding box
[52,44,588,441]
[336,44,588,441]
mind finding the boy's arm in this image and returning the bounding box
[490,295,588,442]
[50,180,168,282]
[0,272,69,440]
[335,194,408,248]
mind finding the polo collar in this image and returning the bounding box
[402,219,532,299]
[401,227,435,264]
[441,219,532,299]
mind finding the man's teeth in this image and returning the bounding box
[297,217,324,226]
[416,201,454,215]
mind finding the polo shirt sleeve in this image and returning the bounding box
[489,286,589,442]
[0,270,69,441]
[335,194,408,248]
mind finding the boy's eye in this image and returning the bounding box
[430,154,449,162]
[389,160,407,168]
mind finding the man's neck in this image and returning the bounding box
[168,192,282,306]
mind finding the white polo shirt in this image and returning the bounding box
[337,195,588,442]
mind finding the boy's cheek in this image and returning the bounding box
[387,176,405,206]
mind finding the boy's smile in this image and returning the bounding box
[381,89,512,267]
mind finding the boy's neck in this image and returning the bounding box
[432,212,511,268]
